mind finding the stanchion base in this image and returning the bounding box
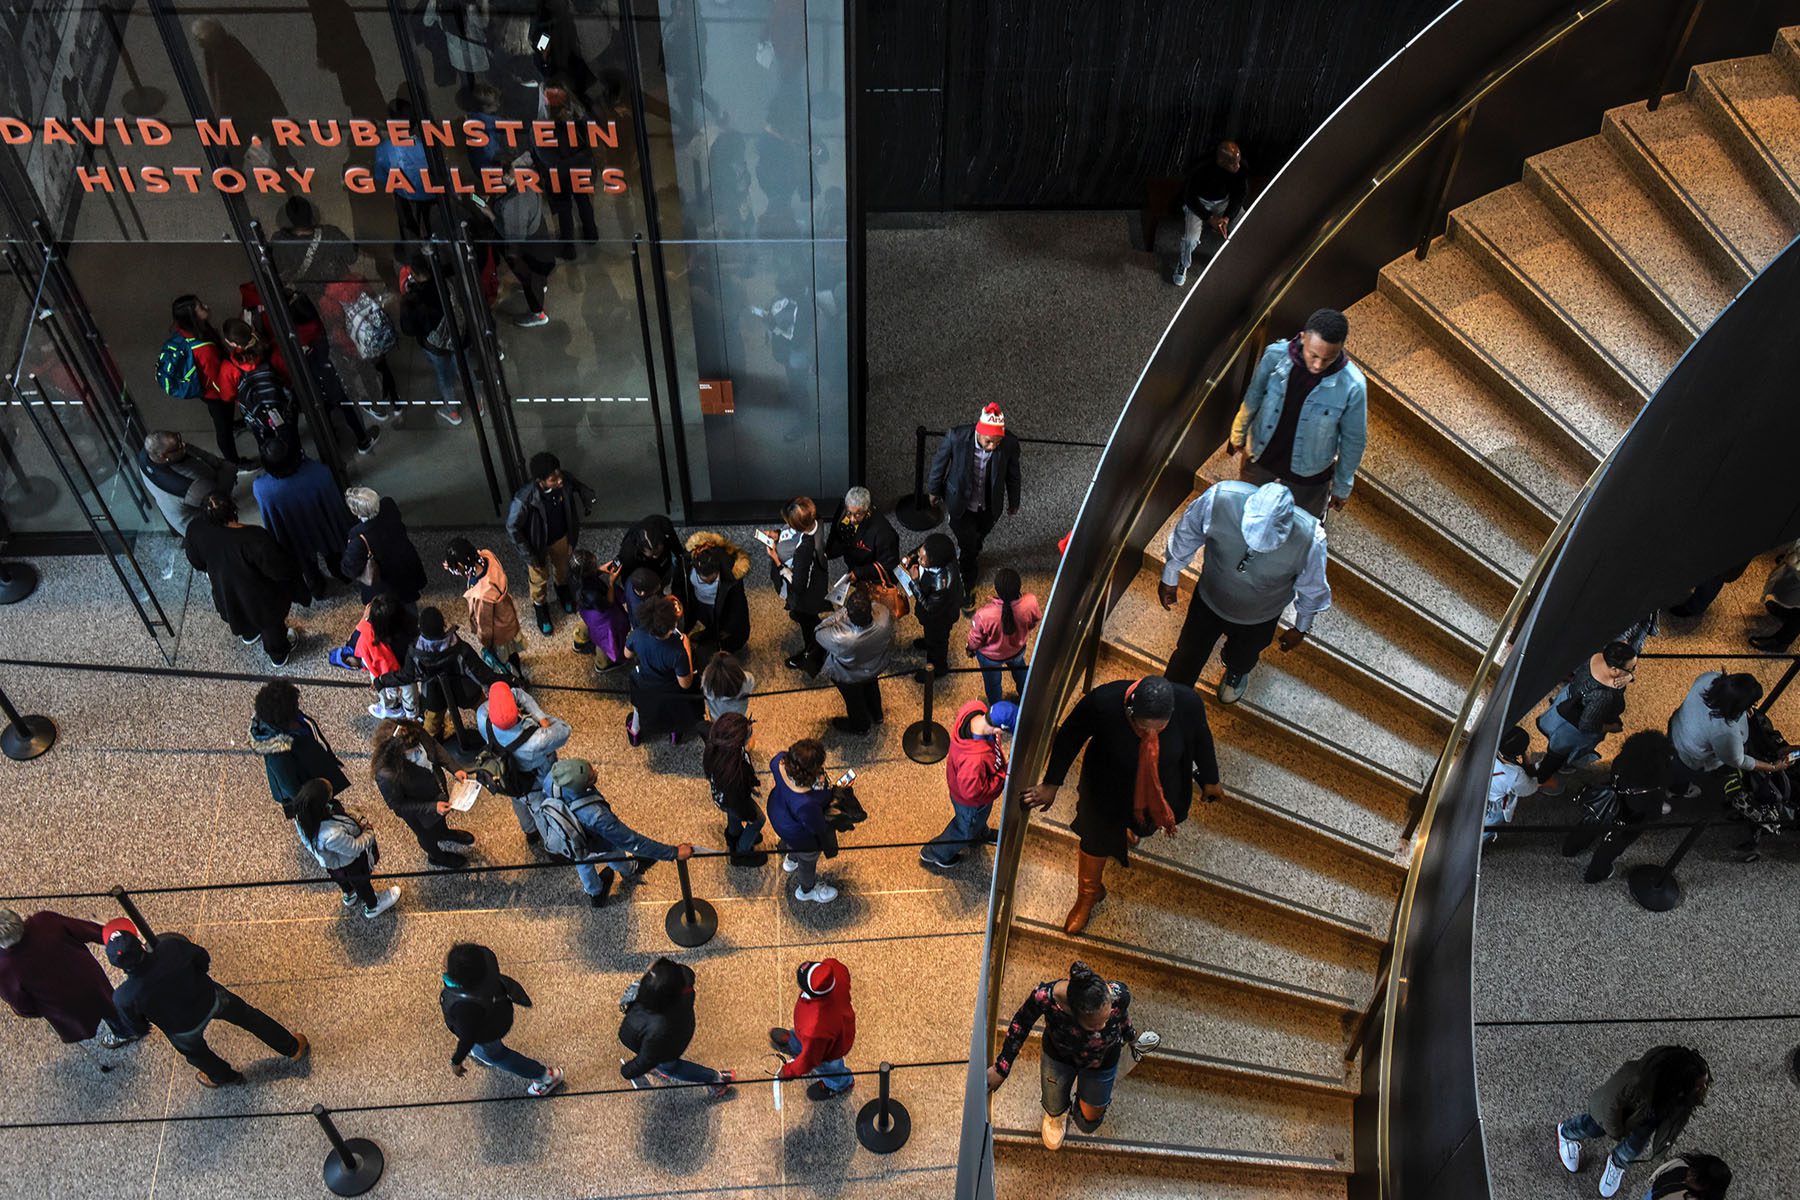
[856,1098,912,1153]
[121,87,167,117]
[903,721,948,765]
[2,477,59,518]
[1,716,55,761]
[1789,1045,1800,1088]
[322,1139,384,1197]
[665,897,719,947]
[891,495,940,532]
[0,562,39,605]
[1626,864,1683,912]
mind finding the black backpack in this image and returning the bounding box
[238,365,296,446]
[476,720,540,798]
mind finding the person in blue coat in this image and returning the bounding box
[253,436,353,595]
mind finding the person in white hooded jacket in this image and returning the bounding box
[1155,479,1331,704]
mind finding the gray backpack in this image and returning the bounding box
[532,783,606,862]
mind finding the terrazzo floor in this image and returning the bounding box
[0,211,1183,1198]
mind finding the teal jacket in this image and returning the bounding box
[1229,340,1368,500]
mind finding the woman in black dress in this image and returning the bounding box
[1023,676,1222,934]
[184,493,310,665]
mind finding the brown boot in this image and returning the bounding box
[1062,851,1108,935]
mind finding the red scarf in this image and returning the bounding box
[1124,680,1176,835]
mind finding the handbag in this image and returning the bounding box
[353,534,380,589]
[869,562,910,621]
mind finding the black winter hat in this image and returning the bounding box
[418,606,447,639]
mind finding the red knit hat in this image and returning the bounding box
[975,403,1006,437]
[487,682,519,730]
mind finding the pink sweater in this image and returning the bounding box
[966,594,1042,660]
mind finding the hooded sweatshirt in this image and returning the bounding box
[947,700,1008,809]
[463,549,522,648]
[778,958,855,1078]
[1161,479,1331,629]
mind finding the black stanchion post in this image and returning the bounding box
[892,426,939,531]
[313,1104,385,1197]
[1626,817,1711,912]
[664,856,719,947]
[109,887,156,947]
[1758,653,1800,714]
[0,680,54,760]
[903,670,948,765]
[856,1061,913,1153]
[0,559,38,605]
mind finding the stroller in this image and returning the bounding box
[1725,710,1796,861]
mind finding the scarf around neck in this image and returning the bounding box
[1125,680,1176,835]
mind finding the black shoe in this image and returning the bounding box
[534,602,554,635]
[588,867,617,906]
[785,652,810,670]
[428,851,468,869]
[806,1080,852,1101]
[631,856,657,879]
[555,583,575,615]
[1751,634,1793,653]
[729,852,770,867]
[524,830,542,846]
[830,717,871,735]
[913,666,941,684]
[444,828,476,845]
[911,637,929,651]
[769,1027,793,1054]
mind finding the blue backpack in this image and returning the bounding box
[156,334,207,399]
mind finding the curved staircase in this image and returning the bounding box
[992,26,1800,1198]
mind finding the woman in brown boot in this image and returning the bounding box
[1023,675,1222,934]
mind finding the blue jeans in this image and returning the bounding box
[654,1057,721,1085]
[577,855,642,896]
[923,802,993,866]
[1560,1112,1653,1166]
[779,1029,852,1093]
[974,651,1028,705]
[728,811,766,855]
[1040,1052,1117,1130]
[470,1039,545,1081]
[423,347,460,407]
[1536,688,1600,767]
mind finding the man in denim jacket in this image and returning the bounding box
[1227,308,1366,518]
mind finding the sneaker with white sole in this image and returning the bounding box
[435,405,464,427]
[1217,670,1250,705]
[368,701,405,720]
[528,1066,565,1096]
[1170,267,1186,286]
[1598,1156,1625,1197]
[362,886,400,919]
[341,891,359,908]
[782,855,800,873]
[1556,1121,1581,1172]
[514,310,550,328]
[795,882,838,904]
[1040,1109,1069,1150]
[706,1069,736,1100]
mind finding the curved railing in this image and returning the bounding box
[953,0,1800,1195]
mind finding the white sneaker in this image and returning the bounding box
[1217,670,1250,705]
[1133,1030,1161,1054]
[368,702,403,720]
[435,405,464,427]
[795,882,838,904]
[1170,267,1186,287]
[1598,1157,1625,1197]
[527,1066,564,1096]
[1040,1109,1069,1150]
[362,887,400,919]
[1556,1122,1581,1172]
[782,855,800,873]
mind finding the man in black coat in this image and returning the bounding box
[341,487,427,606]
[1023,676,1222,935]
[926,402,1022,607]
[824,486,901,583]
[505,451,597,636]
[765,496,831,675]
[107,923,307,1087]
[616,513,693,612]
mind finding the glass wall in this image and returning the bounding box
[0,0,853,648]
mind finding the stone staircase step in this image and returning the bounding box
[1605,93,1795,275]
[1691,53,1800,221]
[1450,183,1687,397]
[1014,831,1380,1007]
[1526,133,1745,335]
[990,1041,1352,1177]
[1101,591,1439,788]
[1085,651,1413,860]
[990,1146,1349,1200]
[1346,292,1590,517]
[1002,925,1356,1086]
[1379,238,1638,459]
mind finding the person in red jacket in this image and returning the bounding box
[0,908,140,1048]
[171,294,247,466]
[771,958,856,1099]
[921,699,1017,870]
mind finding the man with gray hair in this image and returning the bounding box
[137,431,236,535]
[340,486,427,606]
[1157,479,1331,705]
[825,485,899,584]
[0,908,138,1049]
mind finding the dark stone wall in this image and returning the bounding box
[862,0,1451,210]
